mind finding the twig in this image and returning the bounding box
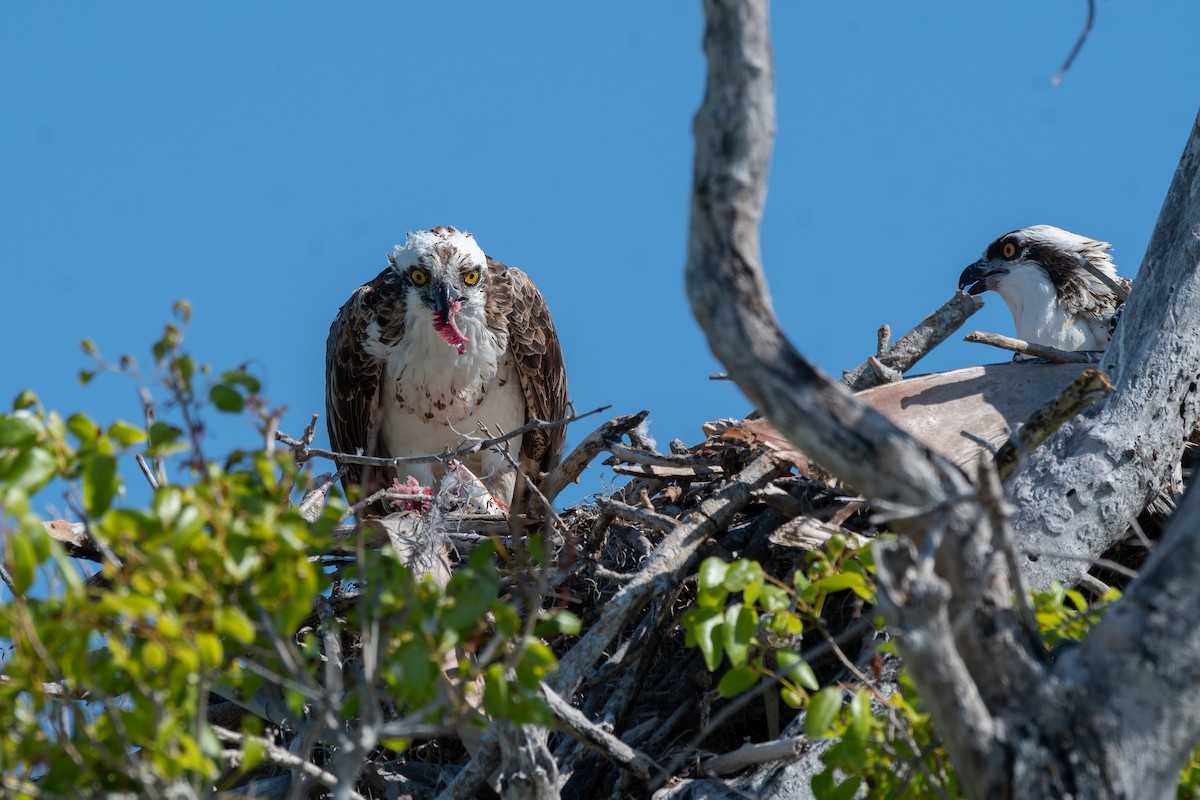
[963,331,1100,363]
[604,442,725,469]
[138,385,165,486]
[702,737,806,776]
[0,562,17,596]
[842,292,984,391]
[135,454,160,491]
[539,410,650,503]
[876,323,891,356]
[994,369,1113,481]
[540,684,662,781]
[298,468,346,522]
[1051,0,1096,87]
[611,463,725,480]
[1077,572,1113,598]
[212,725,368,800]
[594,498,678,535]
[976,461,1042,658]
[277,405,610,470]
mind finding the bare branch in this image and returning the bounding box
[993,369,1113,481]
[702,737,806,777]
[1051,0,1096,86]
[842,292,984,391]
[540,683,660,781]
[963,331,1099,363]
[212,725,368,800]
[277,405,610,471]
[539,410,649,503]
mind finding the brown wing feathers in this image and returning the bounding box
[325,267,404,495]
[487,257,570,474]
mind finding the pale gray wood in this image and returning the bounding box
[1008,110,1200,591]
[684,0,1200,797]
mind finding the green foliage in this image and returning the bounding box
[682,536,875,715]
[0,307,565,797]
[682,539,1146,798]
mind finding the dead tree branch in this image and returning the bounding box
[842,291,984,391]
[963,330,1100,363]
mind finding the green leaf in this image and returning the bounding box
[196,633,224,668]
[722,604,757,668]
[147,422,188,456]
[67,413,102,444]
[780,686,806,709]
[0,413,41,448]
[12,390,38,411]
[813,572,865,594]
[109,420,148,447]
[209,384,244,413]
[777,650,819,691]
[717,663,760,698]
[849,689,872,739]
[825,534,846,561]
[804,687,843,739]
[533,609,582,637]
[827,774,863,800]
[8,532,38,594]
[380,737,411,755]
[515,640,557,690]
[2,446,58,493]
[759,584,790,612]
[698,557,729,592]
[142,640,168,671]
[811,766,836,798]
[683,607,724,671]
[221,369,262,394]
[84,453,119,517]
[214,607,257,645]
[743,575,762,606]
[723,559,760,592]
[482,664,513,716]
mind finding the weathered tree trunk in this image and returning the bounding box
[685,0,1200,797]
[1007,111,1200,590]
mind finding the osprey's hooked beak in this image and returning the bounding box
[425,280,464,315]
[958,259,1002,296]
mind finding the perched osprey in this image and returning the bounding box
[958,225,1130,352]
[326,226,569,511]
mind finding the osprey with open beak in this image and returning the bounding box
[958,225,1131,352]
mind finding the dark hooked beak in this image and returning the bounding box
[425,280,464,314]
[958,260,999,296]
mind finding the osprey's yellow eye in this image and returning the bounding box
[463,270,480,286]
[1001,241,1017,260]
[410,269,428,286]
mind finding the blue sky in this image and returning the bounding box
[2,2,1198,510]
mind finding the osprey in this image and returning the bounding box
[958,225,1131,352]
[326,226,569,511]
